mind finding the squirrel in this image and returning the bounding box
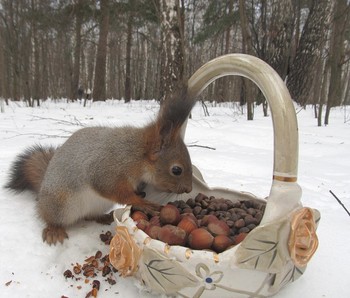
[6,83,195,245]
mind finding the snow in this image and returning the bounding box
[0,99,349,298]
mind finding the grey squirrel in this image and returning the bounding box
[6,84,195,245]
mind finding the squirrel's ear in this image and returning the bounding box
[146,120,180,162]
[158,119,180,147]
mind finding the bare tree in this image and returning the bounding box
[124,0,135,102]
[159,0,185,101]
[70,0,84,101]
[92,0,110,101]
[325,0,349,125]
[239,0,254,120]
[0,24,4,99]
[287,0,331,106]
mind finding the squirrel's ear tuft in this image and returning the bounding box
[146,81,195,161]
[155,81,195,139]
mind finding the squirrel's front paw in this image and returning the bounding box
[132,201,162,217]
[42,225,68,245]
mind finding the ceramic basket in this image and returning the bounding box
[111,54,320,298]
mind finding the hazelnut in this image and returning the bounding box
[200,214,219,226]
[160,204,181,225]
[244,214,258,226]
[136,219,149,231]
[207,220,230,236]
[180,212,198,223]
[158,225,187,246]
[188,228,214,250]
[234,232,248,245]
[234,218,246,229]
[212,235,233,253]
[149,215,161,226]
[131,211,149,223]
[177,216,198,235]
[182,207,193,214]
[145,225,161,239]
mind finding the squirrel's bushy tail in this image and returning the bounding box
[5,145,56,193]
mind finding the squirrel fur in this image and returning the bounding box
[6,85,195,245]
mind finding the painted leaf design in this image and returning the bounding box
[270,260,306,292]
[235,219,290,273]
[139,246,199,294]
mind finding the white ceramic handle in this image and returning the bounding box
[187,54,298,181]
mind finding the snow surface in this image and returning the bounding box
[0,99,349,298]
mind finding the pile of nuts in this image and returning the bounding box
[131,193,266,253]
[62,231,117,298]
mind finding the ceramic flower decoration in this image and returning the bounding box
[288,207,319,267]
[109,226,142,277]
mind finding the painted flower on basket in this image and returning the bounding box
[288,207,319,267]
[109,226,142,277]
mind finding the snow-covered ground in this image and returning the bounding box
[0,99,349,298]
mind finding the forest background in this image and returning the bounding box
[0,0,349,125]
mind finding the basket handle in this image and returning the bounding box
[187,54,298,182]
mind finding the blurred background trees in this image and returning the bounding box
[0,0,349,124]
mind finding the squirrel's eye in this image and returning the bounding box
[171,166,183,176]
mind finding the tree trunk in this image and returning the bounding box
[287,0,331,105]
[0,26,4,98]
[124,0,134,102]
[222,0,233,102]
[71,0,84,101]
[325,0,348,125]
[239,0,254,120]
[41,34,49,100]
[32,0,41,106]
[267,0,295,80]
[92,0,110,101]
[318,59,330,127]
[159,0,185,101]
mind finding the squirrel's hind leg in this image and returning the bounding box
[36,190,74,245]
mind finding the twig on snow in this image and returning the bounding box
[329,190,350,217]
[30,115,85,127]
[187,142,216,150]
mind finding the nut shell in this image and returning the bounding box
[158,225,187,246]
[207,220,230,236]
[149,215,161,226]
[177,216,198,235]
[160,204,181,225]
[131,211,149,223]
[136,219,149,231]
[188,228,214,250]
[200,214,219,226]
[212,235,233,253]
[234,232,248,245]
[145,225,161,239]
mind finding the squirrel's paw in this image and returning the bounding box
[132,202,162,217]
[42,225,68,245]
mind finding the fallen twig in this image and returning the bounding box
[187,142,216,150]
[330,190,350,217]
[30,115,85,127]
[187,144,216,150]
